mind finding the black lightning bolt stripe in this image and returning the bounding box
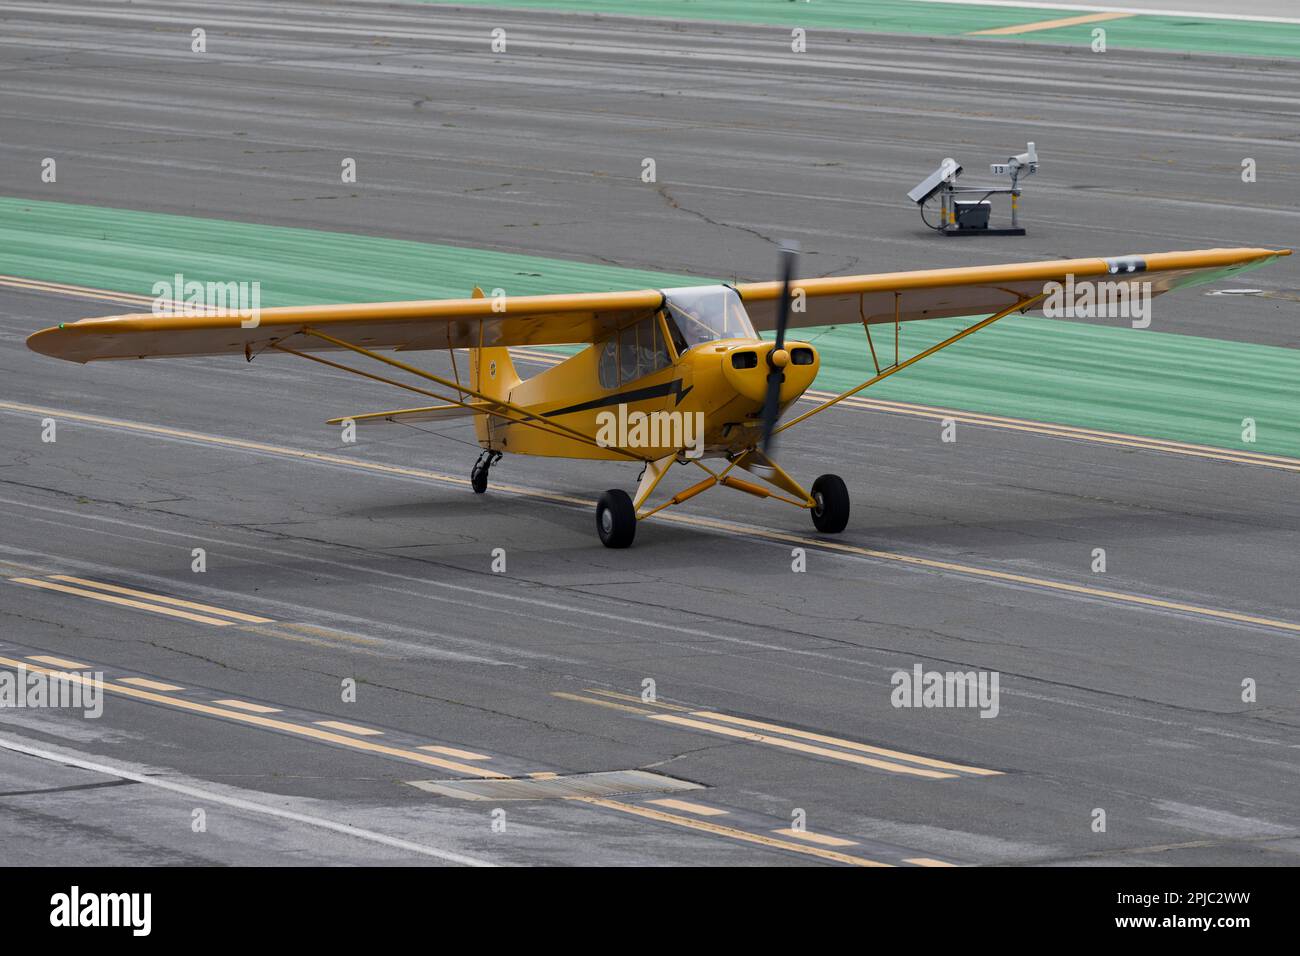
[541,379,693,418]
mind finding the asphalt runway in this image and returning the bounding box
[0,0,1297,866]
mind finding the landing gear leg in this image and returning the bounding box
[471,450,502,494]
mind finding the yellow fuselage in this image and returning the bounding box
[482,337,819,461]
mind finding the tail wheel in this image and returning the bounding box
[470,450,501,494]
[596,489,637,548]
[810,474,850,533]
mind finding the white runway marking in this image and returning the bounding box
[0,733,497,867]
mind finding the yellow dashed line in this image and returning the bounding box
[10,578,237,626]
[118,677,184,691]
[528,771,561,780]
[50,575,273,623]
[648,714,956,779]
[971,11,1133,35]
[576,796,889,867]
[213,699,282,714]
[0,654,505,777]
[313,720,383,736]
[692,711,1000,776]
[419,745,491,761]
[905,857,958,867]
[773,828,859,848]
[583,688,693,711]
[645,798,729,817]
[551,691,654,715]
[25,654,89,670]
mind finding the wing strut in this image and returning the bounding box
[278,327,650,461]
[776,291,1047,436]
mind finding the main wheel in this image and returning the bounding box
[810,474,850,533]
[596,489,637,548]
[471,465,488,494]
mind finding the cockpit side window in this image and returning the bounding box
[597,314,675,389]
[598,337,618,389]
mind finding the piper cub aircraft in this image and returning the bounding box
[28,246,1289,547]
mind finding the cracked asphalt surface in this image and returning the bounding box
[0,0,1297,866]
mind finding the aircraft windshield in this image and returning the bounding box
[662,285,756,353]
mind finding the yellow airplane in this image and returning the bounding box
[27,246,1290,547]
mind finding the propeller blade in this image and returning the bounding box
[760,242,799,453]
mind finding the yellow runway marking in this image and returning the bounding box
[582,688,692,711]
[773,828,858,848]
[213,699,282,714]
[905,857,958,867]
[10,577,237,626]
[971,11,1133,34]
[419,745,491,761]
[50,575,273,624]
[692,711,1000,776]
[4,401,1296,635]
[277,622,381,645]
[528,772,560,780]
[575,796,889,867]
[118,677,183,691]
[559,693,997,779]
[0,654,505,777]
[26,654,89,670]
[648,714,957,779]
[646,798,729,816]
[0,274,151,308]
[551,691,654,715]
[313,720,383,736]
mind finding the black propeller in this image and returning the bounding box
[760,242,799,454]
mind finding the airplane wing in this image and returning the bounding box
[26,288,665,363]
[26,247,1289,364]
[736,248,1291,330]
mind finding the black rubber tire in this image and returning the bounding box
[810,474,850,533]
[596,489,637,548]
[471,466,488,494]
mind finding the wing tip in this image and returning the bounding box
[25,326,77,362]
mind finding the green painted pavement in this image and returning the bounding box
[426,0,1300,58]
[2,196,1297,457]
